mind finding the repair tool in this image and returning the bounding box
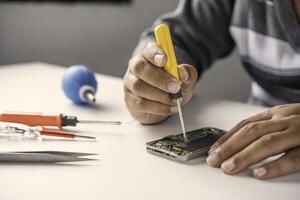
[0,122,96,140]
[154,24,188,142]
[62,65,98,105]
[0,112,121,128]
[0,151,98,163]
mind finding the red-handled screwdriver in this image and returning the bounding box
[0,112,121,128]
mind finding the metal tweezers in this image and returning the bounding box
[0,151,98,163]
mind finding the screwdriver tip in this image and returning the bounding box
[75,135,96,140]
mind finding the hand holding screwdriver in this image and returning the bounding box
[123,26,198,124]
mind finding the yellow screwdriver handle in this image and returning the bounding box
[154,24,180,81]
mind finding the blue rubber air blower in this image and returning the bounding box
[62,65,98,105]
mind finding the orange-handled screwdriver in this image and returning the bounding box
[0,112,121,128]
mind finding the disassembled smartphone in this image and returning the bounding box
[146,127,226,163]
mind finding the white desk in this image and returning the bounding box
[0,63,299,200]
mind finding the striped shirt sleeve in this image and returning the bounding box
[133,0,236,76]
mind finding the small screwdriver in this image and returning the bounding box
[0,112,121,128]
[154,24,188,143]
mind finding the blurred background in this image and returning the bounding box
[0,0,251,102]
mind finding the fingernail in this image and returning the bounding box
[207,152,220,166]
[180,66,189,81]
[154,54,164,65]
[167,81,181,93]
[209,143,219,154]
[254,167,267,178]
[221,159,236,173]
[170,106,178,113]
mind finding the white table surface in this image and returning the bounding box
[0,63,299,200]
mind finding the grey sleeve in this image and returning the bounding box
[133,0,235,75]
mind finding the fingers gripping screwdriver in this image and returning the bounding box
[154,24,188,142]
[0,113,121,128]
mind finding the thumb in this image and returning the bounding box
[178,64,198,91]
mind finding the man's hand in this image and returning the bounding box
[123,42,198,124]
[207,104,300,180]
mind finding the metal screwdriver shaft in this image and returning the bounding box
[73,135,96,140]
[62,115,122,127]
[78,120,122,125]
[176,99,187,142]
